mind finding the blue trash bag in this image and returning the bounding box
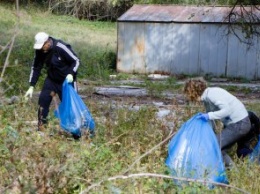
[249,135,260,163]
[165,113,228,188]
[55,80,95,137]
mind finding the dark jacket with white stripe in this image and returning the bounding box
[29,37,80,86]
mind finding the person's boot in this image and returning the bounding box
[89,129,95,138]
[37,118,47,131]
[72,134,81,140]
[72,129,81,140]
[37,106,47,131]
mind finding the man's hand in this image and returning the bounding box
[24,86,34,100]
[197,113,209,121]
[66,74,73,83]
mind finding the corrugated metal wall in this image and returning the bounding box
[117,22,260,80]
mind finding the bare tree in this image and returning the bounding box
[226,2,260,45]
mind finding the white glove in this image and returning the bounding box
[66,74,73,83]
[24,86,34,100]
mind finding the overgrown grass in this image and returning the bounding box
[0,95,174,193]
[2,90,260,193]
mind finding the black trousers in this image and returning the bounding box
[237,111,260,157]
[38,77,77,127]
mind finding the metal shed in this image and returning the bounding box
[117,5,260,80]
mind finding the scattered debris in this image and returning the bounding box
[148,74,169,80]
[95,86,147,97]
[0,95,20,105]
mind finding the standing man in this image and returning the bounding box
[24,32,80,131]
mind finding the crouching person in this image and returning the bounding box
[183,78,251,167]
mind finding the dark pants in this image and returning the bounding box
[38,77,77,129]
[217,116,251,166]
[237,111,260,157]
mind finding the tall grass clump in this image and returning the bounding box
[0,3,117,96]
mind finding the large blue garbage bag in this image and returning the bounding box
[55,81,95,136]
[249,135,260,163]
[165,113,228,187]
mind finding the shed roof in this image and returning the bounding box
[118,5,260,23]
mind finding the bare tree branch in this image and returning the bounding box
[123,126,175,174]
[80,172,250,194]
[0,40,12,55]
[226,2,260,45]
[0,0,20,82]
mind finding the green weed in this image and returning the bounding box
[144,76,178,98]
[0,4,117,96]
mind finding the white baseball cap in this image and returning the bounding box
[34,32,49,49]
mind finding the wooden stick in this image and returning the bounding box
[80,172,249,194]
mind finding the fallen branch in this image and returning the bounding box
[79,126,176,193]
[123,126,175,174]
[1,31,19,80]
[0,40,12,55]
[80,172,250,194]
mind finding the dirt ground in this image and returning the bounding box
[76,78,260,133]
[3,78,260,111]
[79,79,260,105]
